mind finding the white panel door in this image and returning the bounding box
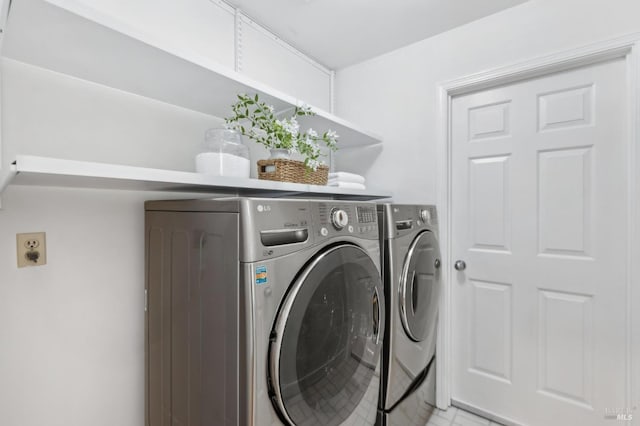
[451,58,628,425]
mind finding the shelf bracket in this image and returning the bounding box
[234,7,243,73]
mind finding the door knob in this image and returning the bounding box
[454,260,466,271]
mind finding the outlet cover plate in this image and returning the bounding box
[16,232,47,268]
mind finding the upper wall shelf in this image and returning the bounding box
[1,0,382,149]
[0,155,391,200]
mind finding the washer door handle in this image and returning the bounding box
[454,260,467,271]
[410,270,418,314]
[372,286,381,344]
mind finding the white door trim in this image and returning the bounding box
[435,34,640,422]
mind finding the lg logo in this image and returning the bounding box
[257,204,272,212]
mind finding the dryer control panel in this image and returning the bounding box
[378,203,438,240]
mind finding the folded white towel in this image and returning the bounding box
[328,178,366,186]
[328,172,365,184]
[327,182,366,190]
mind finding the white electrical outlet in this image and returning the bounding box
[16,232,47,268]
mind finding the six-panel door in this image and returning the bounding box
[451,58,629,425]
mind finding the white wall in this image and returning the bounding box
[238,13,333,112]
[0,186,146,426]
[48,0,332,110]
[0,1,332,425]
[2,59,223,170]
[76,0,237,70]
[334,0,640,203]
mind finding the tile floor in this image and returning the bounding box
[425,406,503,426]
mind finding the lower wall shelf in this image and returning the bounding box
[0,155,391,201]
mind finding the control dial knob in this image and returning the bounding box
[419,209,431,223]
[331,209,349,230]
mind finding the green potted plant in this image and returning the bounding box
[225,93,339,184]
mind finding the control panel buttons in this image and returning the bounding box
[320,227,329,237]
[358,225,376,233]
[331,209,349,230]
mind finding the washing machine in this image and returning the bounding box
[145,197,385,426]
[376,204,442,425]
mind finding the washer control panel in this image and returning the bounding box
[316,203,378,239]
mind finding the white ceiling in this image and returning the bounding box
[224,0,529,69]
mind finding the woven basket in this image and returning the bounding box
[257,158,329,185]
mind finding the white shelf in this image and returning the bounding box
[1,156,391,200]
[1,0,382,149]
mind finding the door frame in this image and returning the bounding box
[435,34,640,421]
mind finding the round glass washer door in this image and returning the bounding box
[268,244,384,426]
[399,230,442,342]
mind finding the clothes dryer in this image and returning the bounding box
[376,204,442,425]
[145,197,385,425]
